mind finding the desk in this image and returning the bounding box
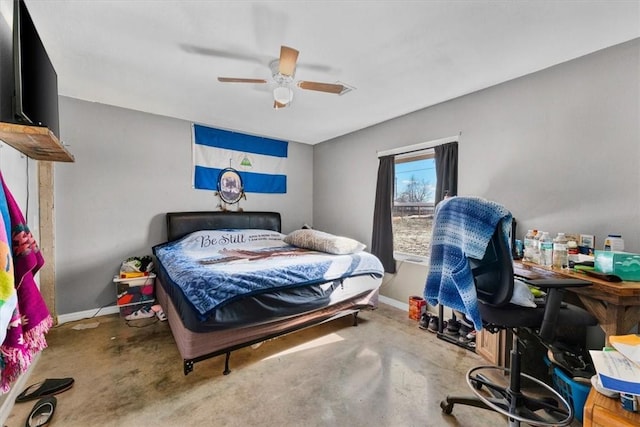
[583,388,640,426]
[514,261,640,342]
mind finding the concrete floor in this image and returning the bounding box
[6,304,552,426]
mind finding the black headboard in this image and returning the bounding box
[166,211,282,241]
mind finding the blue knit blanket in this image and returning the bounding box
[424,197,512,330]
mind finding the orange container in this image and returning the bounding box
[408,296,426,320]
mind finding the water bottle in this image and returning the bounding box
[532,230,543,264]
[539,232,553,266]
[523,229,536,262]
[552,232,568,269]
[567,239,579,264]
[603,234,625,251]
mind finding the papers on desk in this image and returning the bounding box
[590,349,640,395]
[610,334,640,366]
[576,254,595,263]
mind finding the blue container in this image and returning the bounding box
[543,356,591,422]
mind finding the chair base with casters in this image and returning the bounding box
[438,276,597,426]
[441,331,575,427]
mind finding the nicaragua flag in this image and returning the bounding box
[192,124,288,194]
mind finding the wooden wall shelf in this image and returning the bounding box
[0,122,74,162]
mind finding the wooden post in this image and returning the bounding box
[37,161,56,324]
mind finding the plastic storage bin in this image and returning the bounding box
[543,356,591,422]
[114,273,156,317]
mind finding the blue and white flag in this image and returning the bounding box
[192,124,288,194]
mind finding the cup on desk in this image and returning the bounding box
[621,393,639,412]
[514,240,523,259]
[579,246,594,256]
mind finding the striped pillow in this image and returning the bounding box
[284,229,365,255]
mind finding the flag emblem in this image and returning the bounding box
[192,124,288,194]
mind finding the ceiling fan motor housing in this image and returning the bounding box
[270,59,294,84]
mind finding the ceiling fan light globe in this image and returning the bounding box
[273,86,293,105]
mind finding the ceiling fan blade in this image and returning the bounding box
[218,77,268,83]
[273,100,289,109]
[278,46,299,76]
[181,44,268,64]
[297,81,345,94]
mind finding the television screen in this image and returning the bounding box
[13,0,60,139]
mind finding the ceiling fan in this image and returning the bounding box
[217,46,352,109]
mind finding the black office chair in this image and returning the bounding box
[436,218,597,426]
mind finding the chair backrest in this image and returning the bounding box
[469,219,515,307]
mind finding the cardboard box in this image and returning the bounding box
[408,295,426,320]
[594,251,640,282]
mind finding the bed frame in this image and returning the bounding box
[157,211,381,375]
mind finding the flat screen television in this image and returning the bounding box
[12,0,60,139]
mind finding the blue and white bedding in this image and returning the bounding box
[153,229,384,320]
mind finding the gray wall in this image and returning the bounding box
[0,1,39,243]
[313,39,640,306]
[0,145,37,225]
[28,38,640,316]
[55,99,313,314]
[0,2,40,405]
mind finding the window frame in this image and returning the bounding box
[378,135,458,264]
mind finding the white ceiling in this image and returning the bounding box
[21,0,640,145]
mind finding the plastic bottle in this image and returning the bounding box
[532,230,543,264]
[539,232,553,267]
[552,232,568,269]
[603,234,625,251]
[567,239,579,264]
[523,229,536,262]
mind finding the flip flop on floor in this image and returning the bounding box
[124,306,155,321]
[15,378,74,403]
[151,304,167,321]
[25,396,56,427]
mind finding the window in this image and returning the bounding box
[393,149,436,259]
[372,136,457,272]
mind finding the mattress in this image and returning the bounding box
[156,265,382,332]
[156,275,380,361]
[153,228,384,328]
[155,211,385,373]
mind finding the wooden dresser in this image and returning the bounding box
[583,388,640,427]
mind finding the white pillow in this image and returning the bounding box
[284,229,366,255]
[510,279,537,308]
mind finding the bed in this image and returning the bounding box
[152,211,384,375]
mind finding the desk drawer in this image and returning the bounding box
[584,389,640,427]
[591,404,638,427]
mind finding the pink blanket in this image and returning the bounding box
[0,171,52,393]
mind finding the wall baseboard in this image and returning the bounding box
[378,295,408,311]
[379,295,443,317]
[62,299,413,322]
[57,305,119,325]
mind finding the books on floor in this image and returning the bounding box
[610,334,640,366]
[590,334,640,396]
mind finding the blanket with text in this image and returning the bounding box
[153,229,383,320]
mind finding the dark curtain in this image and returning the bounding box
[371,155,396,273]
[434,142,458,205]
